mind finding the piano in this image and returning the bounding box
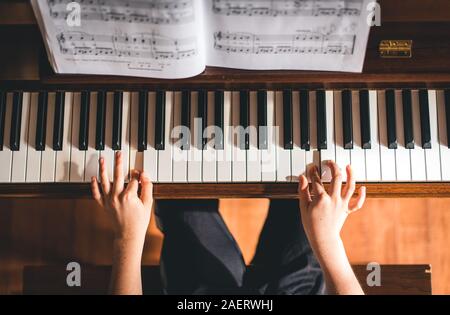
[1,0,450,199]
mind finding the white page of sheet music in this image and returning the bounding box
[203,0,372,73]
[31,0,206,79]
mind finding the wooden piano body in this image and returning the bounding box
[0,0,450,199]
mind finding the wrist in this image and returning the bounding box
[113,235,146,252]
[310,235,345,264]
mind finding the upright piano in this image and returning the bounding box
[0,0,449,198]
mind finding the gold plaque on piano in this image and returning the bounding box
[379,40,412,58]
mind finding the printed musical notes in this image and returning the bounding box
[214,31,355,55]
[57,31,197,60]
[47,0,195,25]
[212,0,364,17]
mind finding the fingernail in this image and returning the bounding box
[116,151,121,158]
[91,176,96,182]
[141,171,149,180]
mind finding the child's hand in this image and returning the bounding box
[91,151,153,244]
[298,161,366,254]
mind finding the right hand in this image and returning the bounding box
[298,161,366,254]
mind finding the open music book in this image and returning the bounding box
[31,0,372,79]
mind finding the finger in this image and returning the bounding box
[113,151,125,195]
[91,177,104,207]
[298,175,312,207]
[349,186,366,212]
[343,164,356,201]
[327,160,342,197]
[139,171,153,209]
[309,165,325,196]
[99,157,110,194]
[125,169,140,197]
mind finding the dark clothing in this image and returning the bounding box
[155,199,326,295]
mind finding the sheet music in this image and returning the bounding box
[204,0,372,72]
[31,0,206,79]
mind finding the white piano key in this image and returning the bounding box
[187,91,202,182]
[84,92,99,182]
[410,90,427,181]
[0,93,13,182]
[202,91,217,182]
[261,91,276,181]
[143,92,158,181]
[425,90,442,181]
[172,91,188,182]
[394,90,412,181]
[100,92,115,181]
[377,90,396,181]
[217,91,232,182]
[350,90,366,181]
[291,91,306,181]
[69,92,85,182]
[275,91,291,182]
[40,92,56,182]
[129,92,144,176]
[334,91,350,182]
[232,91,247,182]
[157,91,173,182]
[306,91,320,181]
[54,92,73,182]
[26,93,42,182]
[319,91,335,182]
[365,90,381,181]
[11,92,30,182]
[120,92,131,181]
[247,91,261,182]
[437,90,450,180]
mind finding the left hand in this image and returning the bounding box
[91,151,153,244]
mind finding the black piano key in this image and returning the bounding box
[155,91,165,150]
[385,89,397,149]
[52,91,65,151]
[359,90,371,149]
[257,90,267,150]
[341,90,353,149]
[79,91,90,151]
[316,90,327,150]
[445,89,450,148]
[0,91,6,150]
[299,90,310,151]
[239,90,250,150]
[198,90,208,149]
[35,92,48,151]
[181,90,191,150]
[402,89,414,149]
[112,91,123,150]
[283,90,293,150]
[419,89,432,149]
[95,91,106,150]
[214,90,224,150]
[138,91,148,152]
[10,92,23,151]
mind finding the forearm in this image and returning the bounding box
[313,238,364,295]
[110,238,145,295]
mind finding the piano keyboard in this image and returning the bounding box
[0,89,449,184]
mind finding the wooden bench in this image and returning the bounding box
[23,264,431,295]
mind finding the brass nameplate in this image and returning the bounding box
[379,40,412,58]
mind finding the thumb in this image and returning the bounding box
[140,171,153,208]
[298,175,311,209]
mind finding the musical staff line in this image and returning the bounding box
[213,31,356,55]
[47,0,195,25]
[57,31,198,60]
[212,0,364,17]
